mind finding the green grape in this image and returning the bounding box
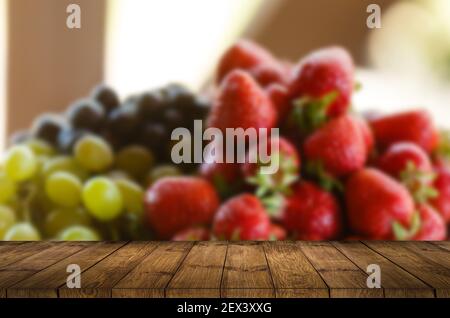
[57,225,100,241]
[115,146,154,179]
[115,178,144,216]
[2,145,38,182]
[44,207,91,237]
[22,139,55,156]
[147,164,181,186]
[74,135,113,172]
[45,171,82,207]
[4,222,41,241]
[0,205,16,239]
[82,177,123,221]
[42,155,88,181]
[0,172,16,203]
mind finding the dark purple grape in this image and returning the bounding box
[57,129,87,153]
[91,84,120,113]
[66,99,105,131]
[31,114,68,145]
[163,108,184,130]
[136,91,164,119]
[139,123,169,154]
[107,103,140,139]
[161,83,190,102]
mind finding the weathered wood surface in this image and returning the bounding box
[0,241,448,298]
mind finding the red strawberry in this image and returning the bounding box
[217,40,287,87]
[145,177,219,239]
[266,83,290,123]
[200,145,242,197]
[413,204,447,241]
[369,110,439,153]
[281,182,341,240]
[213,194,271,240]
[289,46,354,117]
[430,165,450,222]
[377,142,432,178]
[269,224,287,240]
[172,227,211,241]
[304,115,367,178]
[346,168,416,240]
[354,117,374,155]
[207,70,276,133]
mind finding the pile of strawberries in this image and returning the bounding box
[144,40,450,241]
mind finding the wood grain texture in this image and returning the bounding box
[332,241,434,298]
[264,241,328,298]
[8,242,124,298]
[298,241,383,298]
[0,241,448,298]
[113,242,193,298]
[221,242,274,298]
[167,241,227,298]
[365,241,450,296]
[59,242,158,298]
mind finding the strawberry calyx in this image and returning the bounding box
[392,211,421,240]
[305,160,344,192]
[288,91,338,135]
[246,152,299,217]
[434,129,450,164]
[399,161,438,203]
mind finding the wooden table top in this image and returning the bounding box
[0,241,449,298]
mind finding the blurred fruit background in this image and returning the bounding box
[0,0,449,241]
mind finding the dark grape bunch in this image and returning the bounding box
[1,83,210,241]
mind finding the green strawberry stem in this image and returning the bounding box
[392,211,421,240]
[400,161,438,203]
[305,160,344,193]
[288,91,338,135]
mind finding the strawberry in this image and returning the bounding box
[217,39,287,87]
[266,83,290,123]
[376,142,437,204]
[242,137,300,217]
[346,168,416,240]
[369,110,439,153]
[377,142,432,178]
[303,115,367,181]
[354,116,374,155]
[269,224,287,240]
[207,70,276,132]
[145,177,219,239]
[288,46,354,118]
[430,165,450,222]
[281,182,342,240]
[212,194,271,240]
[172,227,211,241]
[200,145,243,198]
[413,204,447,241]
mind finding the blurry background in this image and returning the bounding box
[1,0,450,149]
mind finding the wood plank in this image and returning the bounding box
[8,242,124,298]
[365,241,450,296]
[0,242,54,269]
[264,241,328,298]
[432,241,450,252]
[59,242,158,298]
[332,241,434,298]
[221,242,274,298]
[113,242,193,298]
[298,241,383,298]
[1,242,90,271]
[166,241,227,298]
